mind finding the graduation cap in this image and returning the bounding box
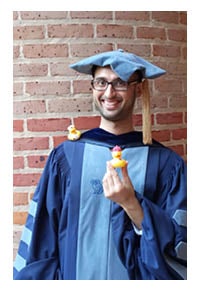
[70,49,166,144]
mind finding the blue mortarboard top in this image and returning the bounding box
[70,49,166,81]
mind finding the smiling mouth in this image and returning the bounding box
[101,99,122,110]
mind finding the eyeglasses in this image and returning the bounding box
[91,78,139,91]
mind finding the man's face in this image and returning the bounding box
[92,66,141,122]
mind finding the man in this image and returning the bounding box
[13,49,187,280]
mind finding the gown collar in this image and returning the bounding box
[80,128,144,149]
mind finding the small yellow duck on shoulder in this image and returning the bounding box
[67,125,81,141]
[110,145,127,168]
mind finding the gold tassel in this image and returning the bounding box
[142,79,152,144]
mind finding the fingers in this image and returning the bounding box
[106,161,118,177]
[103,161,128,184]
[103,161,130,200]
[103,161,120,186]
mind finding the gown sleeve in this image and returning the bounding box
[111,149,187,280]
[13,145,69,280]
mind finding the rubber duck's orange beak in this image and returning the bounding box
[70,128,77,134]
[112,151,122,159]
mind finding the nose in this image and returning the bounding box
[104,83,116,97]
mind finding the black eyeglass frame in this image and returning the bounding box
[91,78,140,91]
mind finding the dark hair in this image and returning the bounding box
[92,65,143,82]
[91,65,98,77]
[134,70,143,83]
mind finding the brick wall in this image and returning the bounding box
[13,11,187,258]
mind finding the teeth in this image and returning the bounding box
[106,101,117,105]
[104,100,119,107]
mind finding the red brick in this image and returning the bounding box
[13,137,49,151]
[180,12,187,25]
[13,25,45,40]
[132,114,154,126]
[150,96,168,109]
[169,95,187,109]
[182,47,187,60]
[155,79,182,93]
[153,44,181,57]
[13,211,28,225]
[152,130,170,142]
[14,63,48,77]
[13,156,24,169]
[172,128,187,140]
[27,118,71,132]
[48,98,92,113]
[137,26,166,40]
[53,135,67,147]
[167,62,186,76]
[116,11,150,21]
[168,29,187,42]
[26,81,70,96]
[13,45,20,59]
[20,11,67,20]
[13,82,23,96]
[23,44,68,58]
[13,173,41,187]
[73,80,92,94]
[14,100,46,114]
[74,116,101,129]
[70,11,112,19]
[70,43,113,58]
[50,62,73,76]
[13,120,24,132]
[117,44,151,57]
[48,24,93,38]
[184,112,187,124]
[97,24,133,38]
[13,192,28,206]
[152,11,179,24]
[27,155,48,168]
[156,112,183,125]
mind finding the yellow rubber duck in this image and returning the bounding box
[110,145,127,168]
[67,125,81,141]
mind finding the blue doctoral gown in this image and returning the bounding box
[13,128,187,280]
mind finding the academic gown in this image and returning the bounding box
[13,128,187,280]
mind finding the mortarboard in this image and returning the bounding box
[70,49,166,144]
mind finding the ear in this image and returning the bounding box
[136,82,142,97]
